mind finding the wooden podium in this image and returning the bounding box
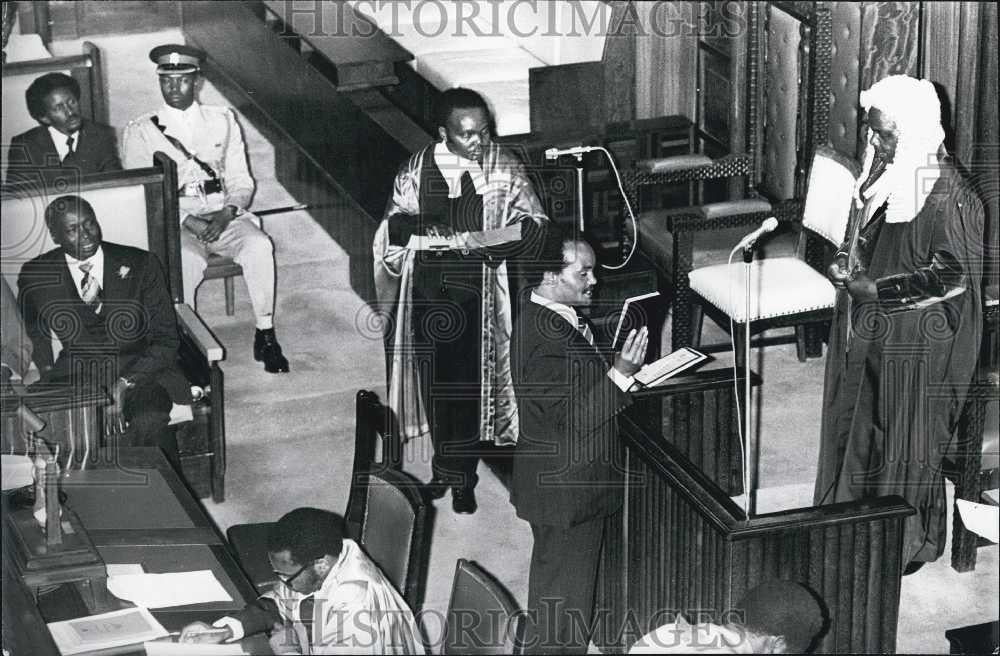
[2,385,111,612]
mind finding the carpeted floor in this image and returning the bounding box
[45,29,999,654]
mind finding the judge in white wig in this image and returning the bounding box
[815,74,985,571]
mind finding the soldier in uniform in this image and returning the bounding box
[122,44,289,373]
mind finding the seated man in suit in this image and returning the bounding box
[4,72,121,185]
[122,43,289,374]
[16,195,188,461]
[180,508,424,655]
[510,224,648,654]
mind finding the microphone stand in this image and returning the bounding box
[574,153,586,233]
[742,244,758,517]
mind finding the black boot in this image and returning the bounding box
[451,487,478,514]
[254,328,290,373]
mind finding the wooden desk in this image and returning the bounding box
[4,448,264,654]
[61,448,223,546]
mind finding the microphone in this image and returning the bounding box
[544,145,599,160]
[735,217,779,251]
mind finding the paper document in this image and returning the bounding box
[633,347,709,388]
[107,570,232,608]
[956,499,999,543]
[48,607,169,655]
[1,454,34,490]
[144,641,246,656]
[106,563,145,577]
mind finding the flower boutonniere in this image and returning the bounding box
[118,265,131,280]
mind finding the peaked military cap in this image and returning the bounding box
[149,44,205,75]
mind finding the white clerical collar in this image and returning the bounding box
[530,290,580,330]
[433,141,487,198]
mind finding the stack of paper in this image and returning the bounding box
[47,607,169,655]
[107,570,232,608]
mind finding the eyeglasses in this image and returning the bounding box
[273,563,309,586]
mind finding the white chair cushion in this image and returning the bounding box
[418,47,542,89]
[689,257,835,322]
[465,78,531,136]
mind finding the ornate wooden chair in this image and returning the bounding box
[630,2,835,360]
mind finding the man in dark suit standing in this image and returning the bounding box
[510,225,648,654]
[5,72,121,185]
[17,195,187,460]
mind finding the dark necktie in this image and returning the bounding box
[63,135,77,165]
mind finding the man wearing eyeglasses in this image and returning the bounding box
[179,508,424,654]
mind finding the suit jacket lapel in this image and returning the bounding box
[101,246,127,302]
[37,128,60,166]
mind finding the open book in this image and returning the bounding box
[611,291,661,354]
[632,347,709,389]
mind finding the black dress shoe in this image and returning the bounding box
[452,487,478,514]
[425,478,449,500]
[254,328,290,373]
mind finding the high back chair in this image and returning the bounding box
[630,3,835,357]
[686,146,859,366]
[443,559,523,655]
[0,154,228,501]
[347,467,431,613]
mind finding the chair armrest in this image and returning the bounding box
[174,303,225,363]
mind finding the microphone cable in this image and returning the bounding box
[586,146,638,271]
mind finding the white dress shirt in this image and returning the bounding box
[48,126,80,161]
[64,247,104,300]
[530,291,635,392]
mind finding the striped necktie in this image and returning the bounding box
[78,261,102,311]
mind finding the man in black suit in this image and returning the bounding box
[5,72,121,185]
[510,226,648,654]
[17,195,187,460]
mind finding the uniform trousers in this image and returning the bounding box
[524,517,606,654]
[179,210,275,324]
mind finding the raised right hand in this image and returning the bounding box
[614,326,649,377]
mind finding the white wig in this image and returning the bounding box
[857,75,946,223]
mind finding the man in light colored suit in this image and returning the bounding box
[122,44,289,373]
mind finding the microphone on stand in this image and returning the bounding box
[544,145,599,160]
[733,217,779,252]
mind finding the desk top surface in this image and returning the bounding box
[60,448,222,546]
